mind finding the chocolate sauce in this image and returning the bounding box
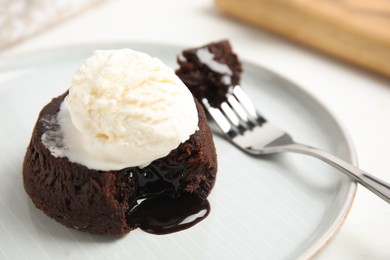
[127,193,210,235]
[126,159,185,196]
[125,160,210,235]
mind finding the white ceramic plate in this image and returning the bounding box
[0,43,356,259]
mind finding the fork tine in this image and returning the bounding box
[220,101,248,134]
[233,85,266,125]
[220,102,240,128]
[227,95,250,124]
[202,84,266,138]
[202,98,233,134]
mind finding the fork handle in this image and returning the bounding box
[283,143,390,204]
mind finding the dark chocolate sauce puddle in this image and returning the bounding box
[127,193,210,235]
[124,160,210,235]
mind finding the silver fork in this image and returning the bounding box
[202,85,390,204]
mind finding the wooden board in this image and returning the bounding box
[214,0,390,77]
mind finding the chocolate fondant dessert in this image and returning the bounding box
[23,93,217,236]
[176,40,242,107]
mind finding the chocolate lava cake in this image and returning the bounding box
[23,92,217,236]
[176,40,242,107]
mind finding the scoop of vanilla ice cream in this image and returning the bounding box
[55,49,198,170]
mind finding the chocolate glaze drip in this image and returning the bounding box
[129,160,185,195]
[124,159,210,234]
[127,193,210,235]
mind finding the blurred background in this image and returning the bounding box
[1,0,389,77]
